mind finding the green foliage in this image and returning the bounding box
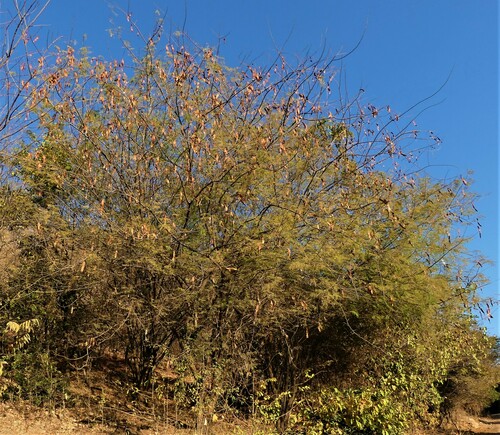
[298,386,409,435]
[5,350,67,406]
[0,318,67,406]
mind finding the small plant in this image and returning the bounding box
[7,350,67,406]
[1,319,67,406]
[3,318,40,351]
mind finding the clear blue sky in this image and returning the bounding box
[39,0,499,336]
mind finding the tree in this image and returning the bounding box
[1,22,497,432]
[0,1,51,157]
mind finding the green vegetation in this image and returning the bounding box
[0,4,498,434]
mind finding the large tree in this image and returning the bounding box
[1,25,496,432]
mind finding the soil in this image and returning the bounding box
[442,413,500,434]
[421,410,500,434]
[0,402,189,435]
[0,403,499,434]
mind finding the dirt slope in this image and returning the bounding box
[0,403,499,434]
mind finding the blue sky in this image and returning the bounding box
[39,0,498,335]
